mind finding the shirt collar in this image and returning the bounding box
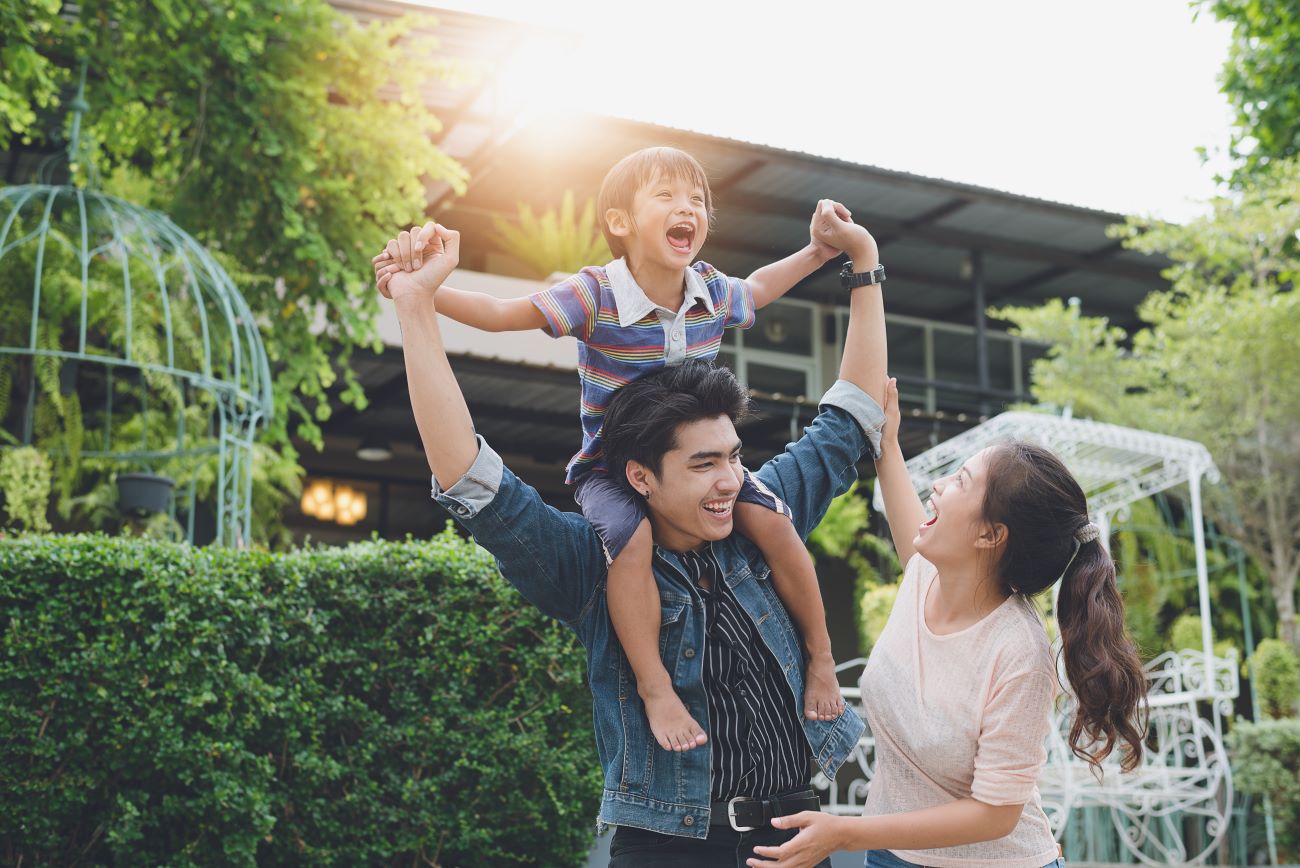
[606,257,715,328]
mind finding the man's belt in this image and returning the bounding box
[710,788,821,832]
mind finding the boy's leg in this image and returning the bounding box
[575,472,706,753]
[607,521,707,752]
[734,474,844,722]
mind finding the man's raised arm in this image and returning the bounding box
[814,201,886,408]
[752,202,889,539]
[373,223,608,627]
[374,223,478,487]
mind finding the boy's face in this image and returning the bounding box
[611,172,709,270]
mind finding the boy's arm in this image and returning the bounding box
[744,201,852,309]
[428,287,547,332]
[375,251,547,332]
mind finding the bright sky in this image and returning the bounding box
[417,0,1237,223]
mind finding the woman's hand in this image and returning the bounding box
[880,376,901,455]
[747,811,848,868]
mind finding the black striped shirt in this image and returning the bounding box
[678,545,810,801]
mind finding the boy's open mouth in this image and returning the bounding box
[666,222,695,253]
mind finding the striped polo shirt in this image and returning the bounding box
[529,258,755,485]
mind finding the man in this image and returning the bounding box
[376,201,888,867]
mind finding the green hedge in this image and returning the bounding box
[1231,718,1300,862]
[0,530,599,866]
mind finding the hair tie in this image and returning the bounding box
[1055,521,1100,585]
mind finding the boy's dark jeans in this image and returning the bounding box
[608,824,833,868]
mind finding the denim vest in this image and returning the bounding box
[433,380,883,837]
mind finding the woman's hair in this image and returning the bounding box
[980,440,1148,773]
[596,146,715,259]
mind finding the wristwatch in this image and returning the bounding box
[840,260,886,290]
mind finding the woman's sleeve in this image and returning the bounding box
[971,670,1057,806]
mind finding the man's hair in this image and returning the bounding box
[596,146,715,259]
[602,361,750,492]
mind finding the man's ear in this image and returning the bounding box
[624,460,653,498]
[605,208,632,240]
[975,521,1008,550]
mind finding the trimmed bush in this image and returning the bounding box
[0,530,599,866]
[1250,638,1300,719]
[1230,719,1300,862]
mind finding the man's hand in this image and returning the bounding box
[880,376,901,455]
[747,811,848,868]
[372,222,459,302]
[808,199,853,263]
[811,200,878,268]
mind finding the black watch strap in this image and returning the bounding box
[840,260,885,290]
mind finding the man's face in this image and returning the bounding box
[637,415,743,552]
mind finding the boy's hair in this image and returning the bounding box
[602,361,749,491]
[596,147,715,260]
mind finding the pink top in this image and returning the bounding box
[858,554,1060,868]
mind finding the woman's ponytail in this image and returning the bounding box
[981,441,1149,774]
[1055,536,1148,772]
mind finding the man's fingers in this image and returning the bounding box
[397,230,415,270]
[385,238,401,266]
[376,272,393,299]
[415,220,436,253]
[372,250,392,265]
[436,225,461,261]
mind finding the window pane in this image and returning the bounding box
[745,362,809,397]
[744,302,813,356]
[934,388,983,415]
[933,330,978,385]
[889,322,927,379]
[988,337,1014,392]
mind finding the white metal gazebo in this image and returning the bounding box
[820,411,1237,865]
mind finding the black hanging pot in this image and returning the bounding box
[117,473,174,516]
[59,360,79,395]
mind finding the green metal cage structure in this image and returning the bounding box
[0,85,273,546]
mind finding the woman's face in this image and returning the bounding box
[914,446,997,563]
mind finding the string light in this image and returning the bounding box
[300,479,367,526]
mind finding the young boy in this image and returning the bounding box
[375,147,848,752]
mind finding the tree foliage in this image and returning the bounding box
[1198,0,1300,174]
[1,0,467,468]
[993,158,1300,652]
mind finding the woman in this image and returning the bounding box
[749,379,1148,868]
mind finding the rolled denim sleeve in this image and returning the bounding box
[818,379,885,461]
[431,436,607,628]
[430,435,504,518]
[753,380,885,541]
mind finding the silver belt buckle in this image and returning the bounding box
[727,796,757,832]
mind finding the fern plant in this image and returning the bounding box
[491,190,612,278]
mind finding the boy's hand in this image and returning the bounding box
[812,200,879,268]
[808,199,853,263]
[372,222,459,302]
[880,376,901,455]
